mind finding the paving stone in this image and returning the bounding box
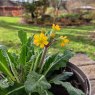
[79,65,95,80]
[70,53,95,66]
[91,80,95,95]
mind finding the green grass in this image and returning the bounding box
[0,16,95,60]
[0,17,41,52]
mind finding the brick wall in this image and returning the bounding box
[0,6,23,16]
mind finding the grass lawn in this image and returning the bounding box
[0,16,95,60]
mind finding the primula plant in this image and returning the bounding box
[0,24,85,95]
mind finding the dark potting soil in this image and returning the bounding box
[49,67,84,95]
[50,84,69,95]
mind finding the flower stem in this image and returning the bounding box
[29,61,34,72]
[33,52,40,71]
[44,64,53,76]
[39,47,47,73]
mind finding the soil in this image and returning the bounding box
[50,84,69,95]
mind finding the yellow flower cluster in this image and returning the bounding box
[33,24,69,48]
[50,24,61,38]
[60,36,69,47]
[52,24,61,31]
[34,33,48,48]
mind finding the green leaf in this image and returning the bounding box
[8,53,18,67]
[0,45,7,50]
[0,46,15,81]
[25,71,51,94]
[19,44,27,65]
[26,46,34,62]
[44,50,74,75]
[0,61,15,82]
[19,37,34,65]
[0,45,20,83]
[0,45,9,69]
[43,53,58,72]
[0,78,9,89]
[18,30,27,45]
[53,81,85,95]
[43,90,54,95]
[6,85,25,95]
[52,50,74,70]
[50,72,73,83]
[27,36,34,47]
[0,88,8,95]
[26,37,34,62]
[1,50,20,83]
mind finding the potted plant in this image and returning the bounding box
[0,24,91,95]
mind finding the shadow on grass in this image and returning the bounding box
[0,20,95,33]
[0,40,21,49]
[0,20,40,33]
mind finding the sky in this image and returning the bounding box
[11,0,40,3]
[11,0,35,2]
[12,0,25,1]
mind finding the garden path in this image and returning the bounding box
[70,53,95,95]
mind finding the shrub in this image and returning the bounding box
[60,13,80,20]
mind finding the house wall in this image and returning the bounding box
[0,6,23,16]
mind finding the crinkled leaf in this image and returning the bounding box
[25,71,51,94]
[19,36,35,65]
[0,48,19,82]
[0,46,15,81]
[50,72,73,83]
[45,50,74,75]
[8,53,18,67]
[52,50,74,70]
[0,78,9,89]
[53,81,85,95]
[0,45,9,69]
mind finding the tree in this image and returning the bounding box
[23,0,49,21]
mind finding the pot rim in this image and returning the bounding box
[67,62,91,95]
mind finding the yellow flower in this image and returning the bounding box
[50,33,55,38]
[64,39,69,44]
[60,37,70,47]
[34,33,49,48]
[61,42,65,47]
[52,24,61,31]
